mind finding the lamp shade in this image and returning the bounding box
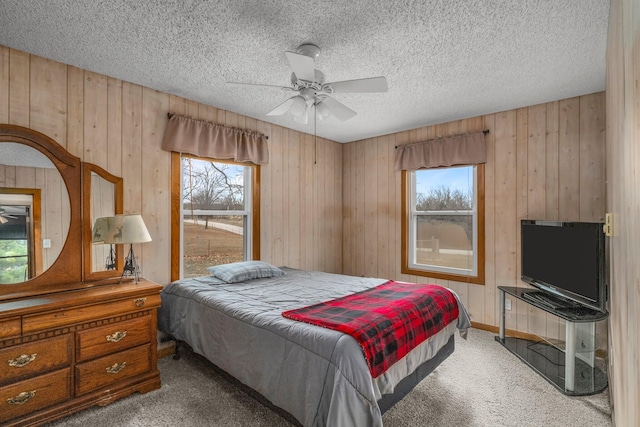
[104,214,152,244]
[315,101,331,120]
[92,216,113,244]
[289,96,308,117]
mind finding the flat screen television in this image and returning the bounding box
[520,220,607,313]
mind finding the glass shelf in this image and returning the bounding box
[496,286,608,396]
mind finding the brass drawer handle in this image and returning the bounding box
[106,331,128,343]
[106,362,126,374]
[8,353,37,368]
[7,390,36,405]
[134,297,146,307]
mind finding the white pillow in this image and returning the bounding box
[207,261,285,283]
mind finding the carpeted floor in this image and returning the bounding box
[45,328,612,426]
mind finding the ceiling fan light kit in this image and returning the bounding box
[229,43,388,125]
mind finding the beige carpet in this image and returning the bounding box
[45,328,612,426]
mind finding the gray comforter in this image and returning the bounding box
[158,267,470,427]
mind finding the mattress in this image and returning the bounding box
[158,267,470,427]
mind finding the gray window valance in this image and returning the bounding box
[394,130,487,171]
[161,114,269,165]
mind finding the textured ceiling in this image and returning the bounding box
[0,0,609,143]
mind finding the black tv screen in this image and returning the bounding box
[521,220,607,312]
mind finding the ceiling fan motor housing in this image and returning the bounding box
[296,43,321,60]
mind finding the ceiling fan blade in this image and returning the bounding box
[227,82,291,90]
[326,76,388,93]
[284,51,316,82]
[320,96,357,121]
[266,97,297,116]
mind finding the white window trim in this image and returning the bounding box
[179,157,253,279]
[407,167,478,277]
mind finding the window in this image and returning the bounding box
[402,165,485,284]
[171,154,260,280]
[0,211,30,283]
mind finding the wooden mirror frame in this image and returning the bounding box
[0,124,82,300]
[82,163,124,280]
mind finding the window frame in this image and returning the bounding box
[401,164,485,285]
[170,152,260,281]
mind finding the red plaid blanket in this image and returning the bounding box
[282,281,459,378]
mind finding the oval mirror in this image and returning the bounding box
[0,142,70,284]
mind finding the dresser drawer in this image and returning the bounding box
[0,316,21,340]
[0,368,71,423]
[0,334,72,385]
[76,316,152,362]
[22,294,161,334]
[75,344,151,395]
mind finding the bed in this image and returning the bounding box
[157,264,470,427]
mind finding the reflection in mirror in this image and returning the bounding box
[0,143,70,284]
[83,163,123,280]
[0,191,39,283]
[91,172,116,272]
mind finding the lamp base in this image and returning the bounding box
[105,244,116,270]
[120,244,141,283]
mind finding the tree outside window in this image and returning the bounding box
[402,165,485,284]
[180,156,256,278]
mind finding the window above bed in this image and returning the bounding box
[171,154,260,281]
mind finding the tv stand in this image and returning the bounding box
[496,286,608,396]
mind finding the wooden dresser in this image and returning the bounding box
[0,279,162,426]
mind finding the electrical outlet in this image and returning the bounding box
[505,299,512,310]
[42,239,51,249]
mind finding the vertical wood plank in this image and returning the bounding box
[66,66,84,156]
[141,87,171,283]
[0,46,8,122]
[286,129,301,268]
[515,107,529,331]
[527,103,547,219]
[387,133,398,281]
[558,97,581,221]
[526,104,547,338]
[29,56,67,144]
[579,92,606,222]
[301,133,314,269]
[342,142,355,276]
[364,138,378,277]
[493,110,518,328]
[9,48,30,127]
[121,82,143,213]
[270,125,284,266]
[355,140,366,276]
[376,135,390,280]
[257,120,272,263]
[107,77,123,176]
[545,101,559,220]
[83,71,108,166]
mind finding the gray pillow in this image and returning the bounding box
[207,261,285,283]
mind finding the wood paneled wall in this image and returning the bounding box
[0,45,614,370]
[0,45,343,284]
[343,93,606,340]
[605,0,640,425]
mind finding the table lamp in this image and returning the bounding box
[104,214,152,283]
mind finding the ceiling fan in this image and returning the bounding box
[228,44,388,124]
[0,207,18,225]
